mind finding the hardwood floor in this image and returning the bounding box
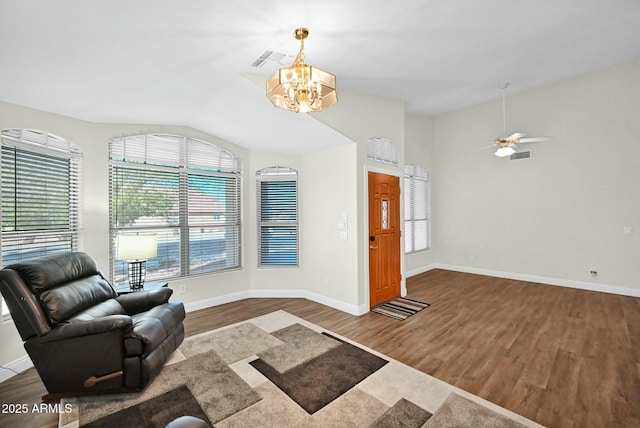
[1,269,639,427]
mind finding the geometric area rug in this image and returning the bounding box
[60,310,542,427]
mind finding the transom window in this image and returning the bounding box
[109,134,242,283]
[256,166,298,267]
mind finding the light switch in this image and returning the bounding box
[337,211,348,230]
[623,226,633,235]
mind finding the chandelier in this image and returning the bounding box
[266,28,338,114]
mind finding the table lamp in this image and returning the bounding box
[117,234,158,290]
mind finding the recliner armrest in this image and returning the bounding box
[116,288,174,315]
[39,315,133,342]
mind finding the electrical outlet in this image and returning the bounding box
[178,284,186,294]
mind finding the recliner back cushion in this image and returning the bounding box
[8,252,117,323]
[39,275,117,323]
[9,252,101,293]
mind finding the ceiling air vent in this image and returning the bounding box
[510,150,531,161]
[251,50,290,68]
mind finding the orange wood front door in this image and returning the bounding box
[368,172,401,307]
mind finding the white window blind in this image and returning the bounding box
[1,129,81,263]
[404,164,430,253]
[367,137,398,165]
[1,129,82,321]
[109,134,242,283]
[257,167,298,267]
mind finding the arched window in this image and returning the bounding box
[109,134,242,282]
[256,166,298,267]
[1,129,82,320]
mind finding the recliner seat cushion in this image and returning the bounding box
[68,298,127,322]
[124,302,185,357]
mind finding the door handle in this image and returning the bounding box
[369,245,378,249]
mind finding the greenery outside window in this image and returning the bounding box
[1,129,82,320]
[109,134,242,283]
[257,166,298,267]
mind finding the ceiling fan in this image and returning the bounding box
[489,83,549,157]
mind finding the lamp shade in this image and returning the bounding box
[266,64,337,113]
[117,234,158,261]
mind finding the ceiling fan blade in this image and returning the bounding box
[507,132,526,140]
[518,137,549,143]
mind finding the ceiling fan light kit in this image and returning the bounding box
[266,28,338,114]
[495,145,516,157]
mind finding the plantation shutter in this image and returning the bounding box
[257,167,298,267]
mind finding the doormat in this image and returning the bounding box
[372,297,430,320]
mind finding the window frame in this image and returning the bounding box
[404,164,430,254]
[256,166,299,268]
[108,134,242,283]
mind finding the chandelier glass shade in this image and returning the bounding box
[266,28,337,113]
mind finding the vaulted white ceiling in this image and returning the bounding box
[2,0,640,153]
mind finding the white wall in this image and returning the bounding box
[429,58,640,291]
[404,114,437,276]
[315,92,406,307]
[301,143,360,311]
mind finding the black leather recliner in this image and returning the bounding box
[0,252,185,398]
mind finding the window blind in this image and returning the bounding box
[404,164,430,253]
[109,134,242,283]
[1,130,81,265]
[367,137,398,165]
[257,167,298,267]
[1,129,82,321]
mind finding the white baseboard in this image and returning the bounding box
[184,288,367,316]
[405,264,439,278]
[182,290,251,313]
[408,263,640,298]
[0,355,33,383]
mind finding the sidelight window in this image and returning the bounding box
[404,164,430,253]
